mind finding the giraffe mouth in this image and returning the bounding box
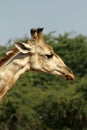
[57,70,74,80]
[63,74,74,80]
[31,68,74,80]
[50,70,74,80]
[56,67,75,80]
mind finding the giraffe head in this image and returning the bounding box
[15,28,74,80]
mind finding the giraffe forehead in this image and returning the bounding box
[35,45,53,55]
[45,44,54,53]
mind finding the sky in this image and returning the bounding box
[0,0,87,45]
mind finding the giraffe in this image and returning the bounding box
[0,27,74,101]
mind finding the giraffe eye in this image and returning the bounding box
[45,54,53,59]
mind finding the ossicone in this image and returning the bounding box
[30,28,37,39]
[37,27,44,40]
[37,27,44,33]
[30,27,44,42]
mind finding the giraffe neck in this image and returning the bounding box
[0,52,30,101]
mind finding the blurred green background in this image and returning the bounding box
[0,32,87,130]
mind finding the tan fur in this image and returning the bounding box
[0,27,74,101]
[0,78,15,100]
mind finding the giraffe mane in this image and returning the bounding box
[0,47,19,67]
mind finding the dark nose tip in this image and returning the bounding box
[66,73,74,80]
[65,67,74,80]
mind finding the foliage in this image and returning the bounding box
[0,32,87,130]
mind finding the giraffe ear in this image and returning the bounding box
[15,42,31,54]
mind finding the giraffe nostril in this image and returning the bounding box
[65,73,74,80]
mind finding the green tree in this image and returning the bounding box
[0,32,87,130]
